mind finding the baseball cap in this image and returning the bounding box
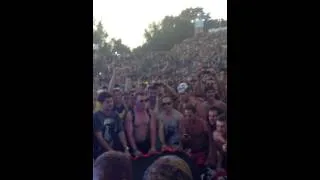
[177,83,189,93]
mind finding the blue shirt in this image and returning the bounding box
[93,111,123,158]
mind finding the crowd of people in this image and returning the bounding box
[93,30,227,180]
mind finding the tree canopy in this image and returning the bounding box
[133,7,227,53]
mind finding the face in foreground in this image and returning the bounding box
[136,95,149,110]
[184,109,195,121]
[102,97,114,111]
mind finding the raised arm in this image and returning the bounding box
[161,82,178,100]
[107,68,116,92]
[124,76,132,92]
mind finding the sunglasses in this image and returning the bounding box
[139,98,149,103]
[162,102,172,106]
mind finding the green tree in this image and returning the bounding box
[140,7,217,52]
[110,38,131,56]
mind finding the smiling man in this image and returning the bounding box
[93,92,130,159]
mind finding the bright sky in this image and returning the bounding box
[93,0,227,49]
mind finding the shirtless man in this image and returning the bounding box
[213,116,227,169]
[157,96,183,150]
[125,92,157,156]
[176,83,206,119]
[202,86,227,117]
[180,104,216,168]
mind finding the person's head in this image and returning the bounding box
[135,91,149,111]
[184,104,196,120]
[161,96,173,112]
[177,83,190,102]
[143,155,193,180]
[205,86,217,101]
[208,107,221,126]
[112,87,122,105]
[216,115,226,135]
[97,92,114,111]
[94,151,132,180]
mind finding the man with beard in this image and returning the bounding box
[125,92,157,156]
[180,104,216,168]
[158,96,183,150]
[93,92,130,159]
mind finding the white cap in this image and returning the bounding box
[96,89,105,94]
[177,83,188,93]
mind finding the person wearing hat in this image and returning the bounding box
[176,83,207,119]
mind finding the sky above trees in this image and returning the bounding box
[93,0,227,49]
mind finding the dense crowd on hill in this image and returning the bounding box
[93,30,227,180]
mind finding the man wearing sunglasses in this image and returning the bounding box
[157,96,183,150]
[125,92,157,156]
